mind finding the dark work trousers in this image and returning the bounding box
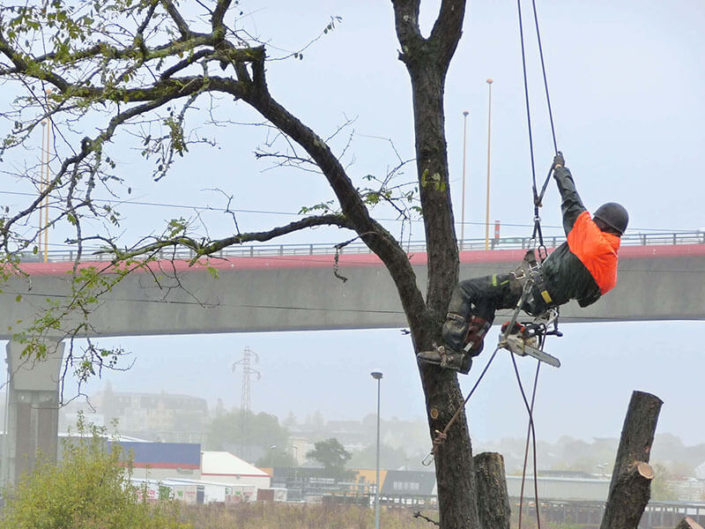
[441,272,523,354]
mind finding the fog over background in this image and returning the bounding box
[3,0,705,459]
[61,320,705,450]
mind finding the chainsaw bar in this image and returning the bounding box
[501,334,561,368]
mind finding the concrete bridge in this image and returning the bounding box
[1,233,704,484]
[3,236,705,339]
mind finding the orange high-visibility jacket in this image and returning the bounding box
[541,167,621,308]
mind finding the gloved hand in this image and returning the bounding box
[553,151,565,169]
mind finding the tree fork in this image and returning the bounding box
[600,390,663,529]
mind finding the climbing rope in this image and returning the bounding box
[512,350,543,529]
[517,0,559,263]
[515,0,558,525]
[530,0,558,154]
[421,346,501,466]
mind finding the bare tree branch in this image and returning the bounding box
[430,0,467,69]
[96,214,356,262]
[160,0,192,39]
[212,0,232,30]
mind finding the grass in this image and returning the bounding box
[182,503,439,529]
[178,503,610,528]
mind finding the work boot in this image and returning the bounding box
[417,345,473,375]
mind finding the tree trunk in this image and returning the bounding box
[423,370,477,529]
[676,517,704,529]
[600,391,663,529]
[391,2,475,528]
[474,452,511,529]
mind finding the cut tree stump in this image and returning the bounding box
[675,517,704,529]
[474,452,510,529]
[600,390,663,529]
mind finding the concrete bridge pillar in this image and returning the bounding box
[2,340,64,486]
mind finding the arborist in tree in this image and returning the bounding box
[418,152,629,374]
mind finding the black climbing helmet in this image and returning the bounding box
[594,202,629,235]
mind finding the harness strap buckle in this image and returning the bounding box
[512,249,557,314]
[446,313,465,324]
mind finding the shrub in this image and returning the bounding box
[0,414,190,529]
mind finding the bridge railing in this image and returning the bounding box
[20,231,705,263]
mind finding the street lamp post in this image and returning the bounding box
[40,88,53,263]
[371,370,383,529]
[485,78,494,250]
[460,110,470,249]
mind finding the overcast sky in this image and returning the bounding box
[3,0,705,450]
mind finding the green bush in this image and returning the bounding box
[0,415,190,529]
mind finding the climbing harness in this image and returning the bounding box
[515,249,555,310]
[498,249,562,367]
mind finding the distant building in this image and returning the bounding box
[114,441,202,481]
[380,469,437,504]
[289,437,310,466]
[201,451,271,489]
[506,474,610,502]
[61,383,208,443]
[113,442,269,503]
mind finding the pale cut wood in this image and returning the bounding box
[600,391,663,529]
[675,517,704,529]
[636,461,654,480]
[474,452,510,529]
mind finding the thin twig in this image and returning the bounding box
[413,511,440,527]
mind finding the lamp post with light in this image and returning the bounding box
[485,78,494,250]
[371,370,383,529]
[460,110,470,248]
